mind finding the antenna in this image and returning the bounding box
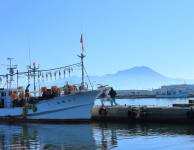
[29,47,32,67]
[7,57,17,89]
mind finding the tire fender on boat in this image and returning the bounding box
[128,108,136,119]
[187,108,194,119]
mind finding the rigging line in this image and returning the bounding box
[39,63,81,72]
[0,63,82,76]
[83,66,93,90]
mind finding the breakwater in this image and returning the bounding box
[116,94,194,99]
[92,105,194,123]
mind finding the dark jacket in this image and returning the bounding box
[109,89,117,98]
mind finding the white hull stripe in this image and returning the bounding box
[28,103,92,117]
[5,103,92,118]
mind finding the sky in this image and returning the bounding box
[0,0,194,79]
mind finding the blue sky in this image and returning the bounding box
[0,0,194,79]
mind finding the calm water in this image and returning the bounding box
[1,98,194,150]
[1,123,194,150]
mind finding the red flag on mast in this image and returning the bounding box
[80,33,84,52]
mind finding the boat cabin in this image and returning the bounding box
[0,89,12,108]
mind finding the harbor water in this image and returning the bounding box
[1,98,194,150]
[1,122,194,149]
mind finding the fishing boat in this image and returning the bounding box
[0,88,99,123]
[0,36,100,123]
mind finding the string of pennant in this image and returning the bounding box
[0,63,80,85]
[28,68,73,81]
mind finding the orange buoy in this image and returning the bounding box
[11,93,17,99]
[70,85,75,94]
[51,86,57,92]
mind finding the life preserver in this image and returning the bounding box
[99,107,107,117]
[22,108,28,118]
[41,87,47,93]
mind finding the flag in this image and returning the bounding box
[80,33,83,43]
[80,33,84,52]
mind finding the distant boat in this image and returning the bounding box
[156,91,188,98]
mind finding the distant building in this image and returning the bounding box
[153,84,194,95]
[117,84,194,96]
[117,90,154,96]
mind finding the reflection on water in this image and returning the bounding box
[0,123,95,150]
[1,122,194,150]
[92,123,194,150]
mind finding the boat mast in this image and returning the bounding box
[6,74,8,89]
[78,52,85,87]
[33,63,36,96]
[33,62,39,97]
[78,33,85,88]
[28,62,39,97]
[16,70,18,89]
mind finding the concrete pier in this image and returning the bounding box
[92,106,194,123]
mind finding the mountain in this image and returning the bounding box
[41,66,194,90]
[89,66,193,89]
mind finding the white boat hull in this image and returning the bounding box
[0,90,99,122]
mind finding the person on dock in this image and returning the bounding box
[99,89,107,107]
[108,87,118,106]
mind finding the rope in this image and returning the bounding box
[83,66,94,90]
